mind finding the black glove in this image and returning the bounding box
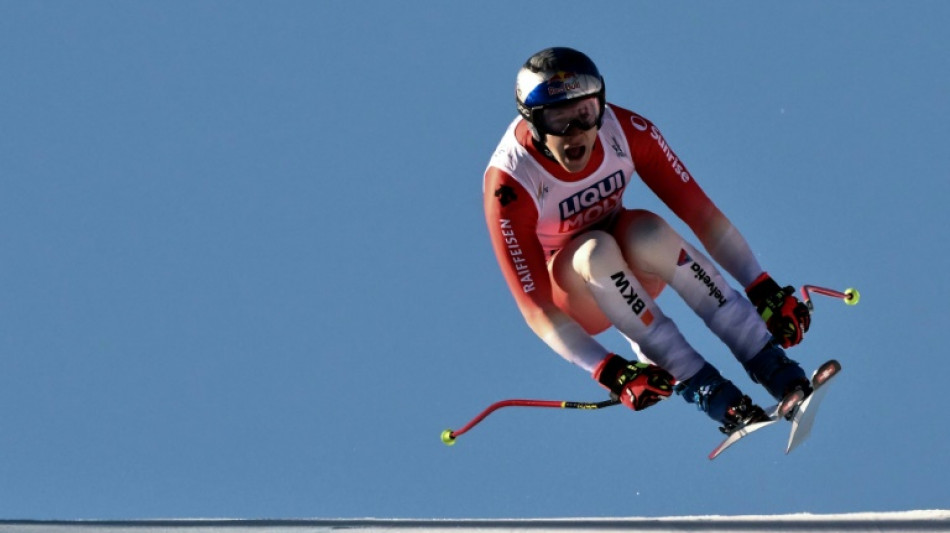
[746,273,811,348]
[593,354,674,411]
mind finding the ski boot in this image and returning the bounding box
[743,341,812,419]
[743,341,812,400]
[675,362,769,433]
[719,395,771,435]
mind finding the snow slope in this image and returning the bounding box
[2,510,948,532]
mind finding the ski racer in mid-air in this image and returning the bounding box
[482,47,813,433]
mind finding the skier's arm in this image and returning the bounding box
[623,113,810,346]
[620,112,763,287]
[483,165,677,408]
[483,167,609,373]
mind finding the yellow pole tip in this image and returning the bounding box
[844,288,860,306]
[441,429,457,446]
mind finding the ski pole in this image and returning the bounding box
[441,398,620,446]
[443,284,859,446]
[801,284,861,312]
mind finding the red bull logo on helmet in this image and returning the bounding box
[546,71,582,97]
[523,70,597,107]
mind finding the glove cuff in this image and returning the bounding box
[592,353,629,395]
[745,272,781,303]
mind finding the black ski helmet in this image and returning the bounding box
[515,47,606,140]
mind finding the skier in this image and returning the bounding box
[482,47,813,434]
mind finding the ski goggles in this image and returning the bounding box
[535,96,602,136]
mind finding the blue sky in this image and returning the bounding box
[1,0,948,520]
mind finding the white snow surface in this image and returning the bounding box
[1,510,948,532]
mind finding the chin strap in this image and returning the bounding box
[530,132,558,162]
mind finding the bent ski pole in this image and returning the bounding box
[441,398,619,446]
[443,285,859,446]
[801,284,860,311]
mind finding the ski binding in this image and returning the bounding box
[708,359,841,460]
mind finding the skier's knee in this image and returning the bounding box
[570,230,623,280]
[621,209,674,246]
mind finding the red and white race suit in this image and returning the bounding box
[483,104,772,380]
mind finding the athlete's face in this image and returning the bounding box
[543,125,598,173]
[537,96,601,173]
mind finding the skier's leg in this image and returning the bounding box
[612,209,769,360]
[552,229,701,380]
[551,230,748,423]
[612,209,808,400]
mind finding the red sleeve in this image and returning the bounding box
[483,163,613,373]
[614,106,723,237]
[614,105,763,285]
[483,166,556,320]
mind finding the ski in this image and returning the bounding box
[785,359,842,454]
[707,413,778,460]
[708,359,841,460]
[708,388,804,460]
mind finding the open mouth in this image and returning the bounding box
[565,145,587,161]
